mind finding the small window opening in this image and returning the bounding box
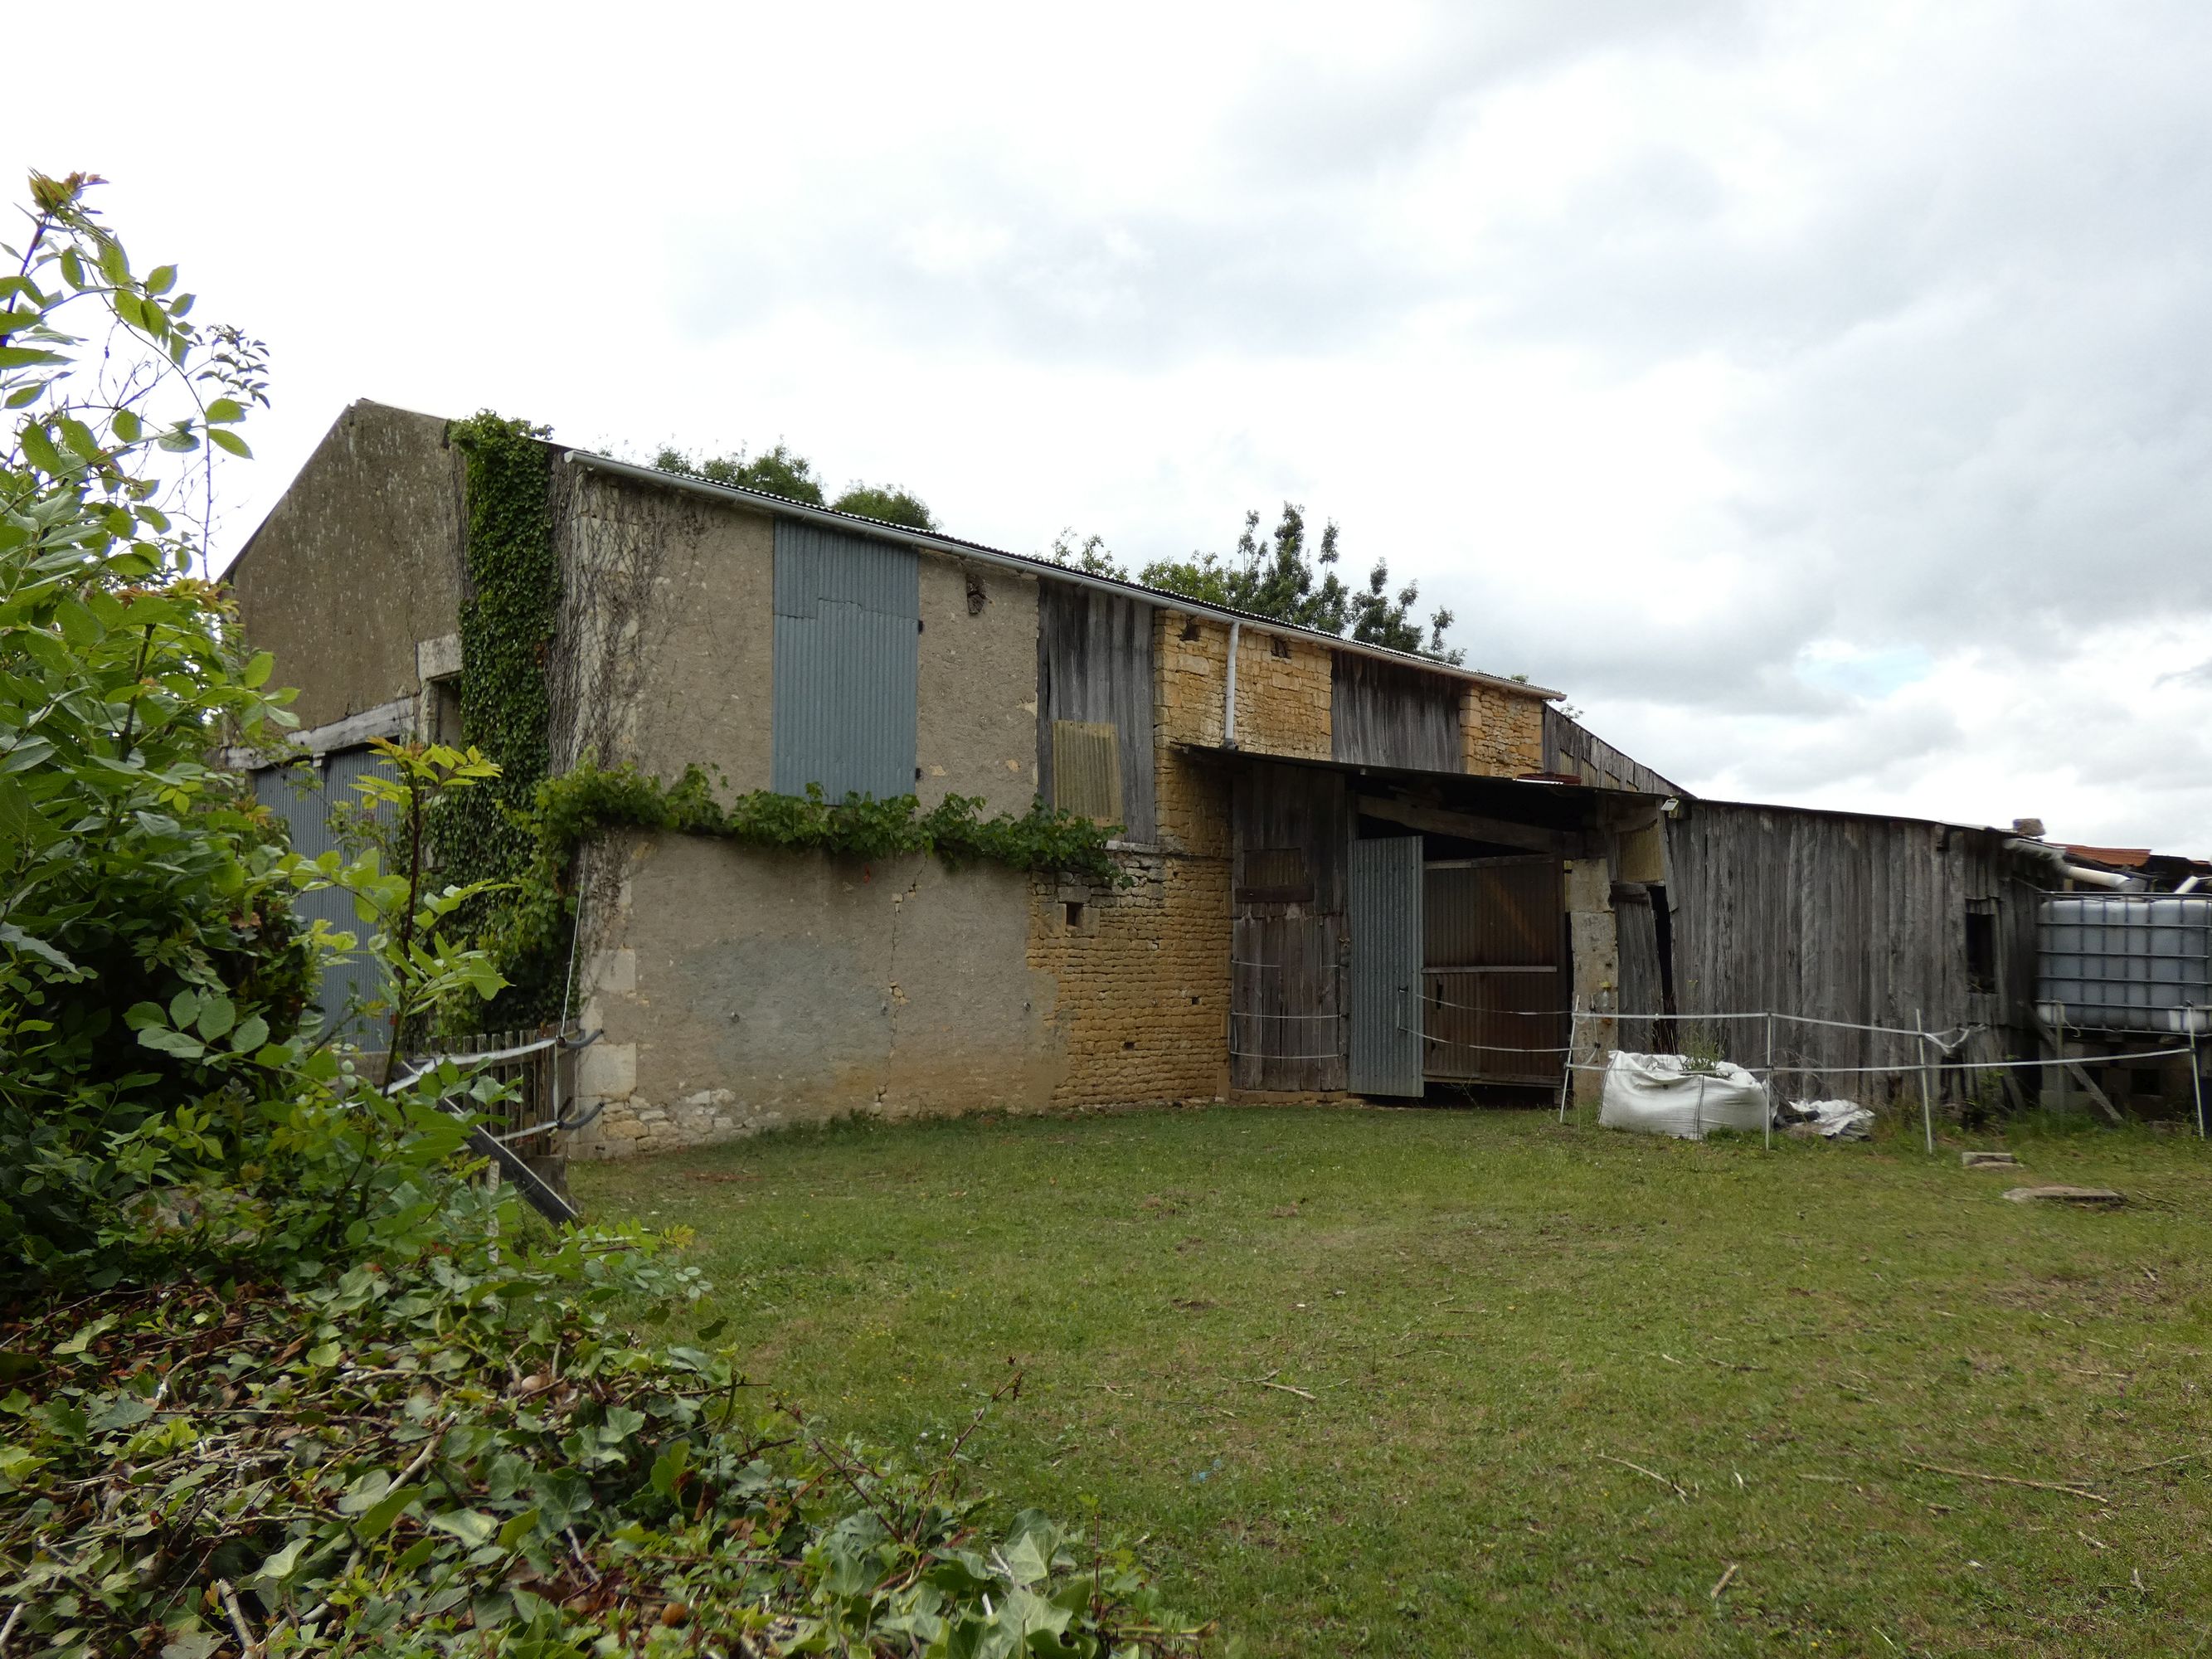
[427,677,463,747]
[965,573,987,615]
[1065,902,1086,928]
[1180,618,1202,641]
[1270,635,1291,659]
[1965,903,1997,994]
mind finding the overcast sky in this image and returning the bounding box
[13,2,2211,849]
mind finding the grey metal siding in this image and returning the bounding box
[254,747,394,1038]
[1349,835,1424,1096]
[1332,654,1459,772]
[1036,581,1155,839]
[771,521,919,800]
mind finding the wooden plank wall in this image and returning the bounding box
[1543,706,1680,795]
[1661,801,2038,1093]
[1037,583,1157,841]
[1231,761,1349,1091]
[1332,654,1459,772]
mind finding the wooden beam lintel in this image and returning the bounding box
[1355,792,1587,855]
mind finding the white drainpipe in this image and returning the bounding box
[1223,620,1242,748]
[2004,838,2136,890]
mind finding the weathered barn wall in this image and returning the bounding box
[1036,586,1156,839]
[230,401,467,729]
[1332,655,1459,772]
[1662,802,2037,1082]
[566,833,1067,1155]
[557,473,1039,814]
[553,468,775,791]
[1543,707,1680,795]
[1230,761,1350,1092]
[917,557,1038,816]
[1461,684,1546,777]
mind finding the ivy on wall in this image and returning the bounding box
[432,411,559,1026]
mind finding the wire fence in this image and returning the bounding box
[1228,994,2209,1144]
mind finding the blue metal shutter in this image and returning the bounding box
[254,747,395,1039]
[1349,836,1425,1096]
[771,521,920,800]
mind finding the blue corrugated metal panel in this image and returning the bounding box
[254,747,395,1039]
[1349,836,1424,1096]
[771,521,919,800]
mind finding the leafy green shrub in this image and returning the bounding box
[0,1216,1198,1657]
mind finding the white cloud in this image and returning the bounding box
[10,0,2211,848]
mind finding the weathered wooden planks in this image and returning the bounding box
[1037,584,1156,841]
[1662,802,2036,1093]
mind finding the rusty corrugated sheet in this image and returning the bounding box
[771,521,919,800]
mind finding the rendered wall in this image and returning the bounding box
[555,469,775,792]
[566,833,1067,1155]
[229,401,467,728]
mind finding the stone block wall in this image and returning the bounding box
[1155,611,1331,761]
[1461,684,1546,776]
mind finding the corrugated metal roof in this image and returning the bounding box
[2061,845,2152,868]
[562,449,1563,701]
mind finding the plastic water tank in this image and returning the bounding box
[2038,894,2212,1034]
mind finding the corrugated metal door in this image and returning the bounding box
[254,747,394,1039]
[1349,836,1424,1096]
[1422,857,1565,1087]
[771,521,920,800]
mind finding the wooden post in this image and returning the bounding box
[1915,1007,1934,1155]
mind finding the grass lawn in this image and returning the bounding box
[572,1106,2212,1657]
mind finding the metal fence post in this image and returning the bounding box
[2192,1024,2206,1141]
[1763,1010,1776,1151]
[1914,1007,1933,1155]
[1558,995,1580,1124]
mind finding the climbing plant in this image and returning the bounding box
[430,411,559,1026]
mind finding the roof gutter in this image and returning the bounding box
[560,450,1563,701]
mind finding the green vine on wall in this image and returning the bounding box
[431,411,559,1026]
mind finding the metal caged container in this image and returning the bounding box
[2038,893,2212,1035]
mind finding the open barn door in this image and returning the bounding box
[1350,836,1425,1096]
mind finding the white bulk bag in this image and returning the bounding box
[1599,1051,1768,1140]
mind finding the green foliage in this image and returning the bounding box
[1135,504,1463,664]
[432,413,559,1027]
[1047,529,1125,577]
[0,173,520,1289]
[654,441,827,507]
[0,1218,1197,1657]
[653,445,939,530]
[0,174,306,1277]
[829,482,937,531]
